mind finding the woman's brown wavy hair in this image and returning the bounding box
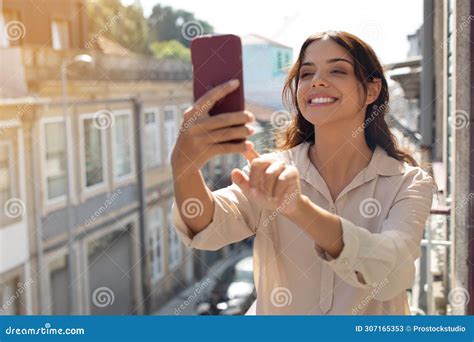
[275,30,418,166]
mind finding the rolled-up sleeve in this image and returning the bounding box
[315,167,435,301]
[172,164,261,251]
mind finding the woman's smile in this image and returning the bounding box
[306,93,340,107]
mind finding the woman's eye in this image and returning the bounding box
[300,72,312,78]
[331,70,346,74]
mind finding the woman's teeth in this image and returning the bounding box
[310,97,337,104]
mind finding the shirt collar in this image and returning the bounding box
[283,142,405,201]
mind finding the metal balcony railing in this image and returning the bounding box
[13,45,192,83]
[410,206,451,315]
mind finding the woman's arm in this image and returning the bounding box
[284,195,344,259]
[233,151,433,301]
[170,78,255,235]
[284,167,434,301]
[171,165,215,235]
[171,163,262,251]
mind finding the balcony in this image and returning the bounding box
[0,45,192,97]
[410,204,453,315]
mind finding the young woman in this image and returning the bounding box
[170,31,435,315]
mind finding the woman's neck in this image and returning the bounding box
[309,125,374,184]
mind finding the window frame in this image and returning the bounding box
[51,18,70,50]
[79,113,108,195]
[111,109,135,182]
[0,139,15,213]
[143,107,162,169]
[39,117,72,206]
[148,206,165,281]
[167,201,182,270]
[0,10,22,48]
[163,105,178,165]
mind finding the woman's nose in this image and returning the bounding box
[311,73,329,88]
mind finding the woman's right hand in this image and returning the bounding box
[171,79,256,173]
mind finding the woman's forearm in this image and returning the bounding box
[171,164,215,235]
[285,195,344,259]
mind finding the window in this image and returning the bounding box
[43,120,67,201]
[277,51,282,71]
[82,117,105,189]
[0,280,18,315]
[214,155,224,180]
[233,153,244,170]
[0,142,12,210]
[148,207,164,280]
[51,19,70,50]
[0,11,22,47]
[144,108,161,168]
[163,106,178,164]
[285,52,290,68]
[0,13,8,48]
[167,202,182,269]
[112,112,133,179]
[87,227,129,260]
[202,162,211,184]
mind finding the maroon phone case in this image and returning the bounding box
[190,34,245,116]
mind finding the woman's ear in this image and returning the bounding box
[366,78,382,105]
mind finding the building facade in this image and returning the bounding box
[0,0,243,315]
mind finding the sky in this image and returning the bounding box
[123,0,424,64]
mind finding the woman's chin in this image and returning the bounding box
[301,110,339,126]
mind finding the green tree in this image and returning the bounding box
[149,40,190,61]
[148,4,214,48]
[87,0,149,54]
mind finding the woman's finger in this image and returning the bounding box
[273,166,300,200]
[205,124,255,143]
[195,79,240,110]
[249,158,273,191]
[231,169,251,194]
[241,145,259,163]
[262,161,286,198]
[232,169,268,204]
[201,110,254,131]
[209,141,250,156]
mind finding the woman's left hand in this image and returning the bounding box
[231,156,303,217]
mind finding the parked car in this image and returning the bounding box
[196,256,255,315]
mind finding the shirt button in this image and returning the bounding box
[341,258,349,265]
[329,207,336,213]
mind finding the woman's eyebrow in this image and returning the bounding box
[301,58,353,67]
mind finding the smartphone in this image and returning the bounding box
[190,34,245,116]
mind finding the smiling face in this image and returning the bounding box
[296,38,368,128]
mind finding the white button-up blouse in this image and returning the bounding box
[172,142,436,315]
